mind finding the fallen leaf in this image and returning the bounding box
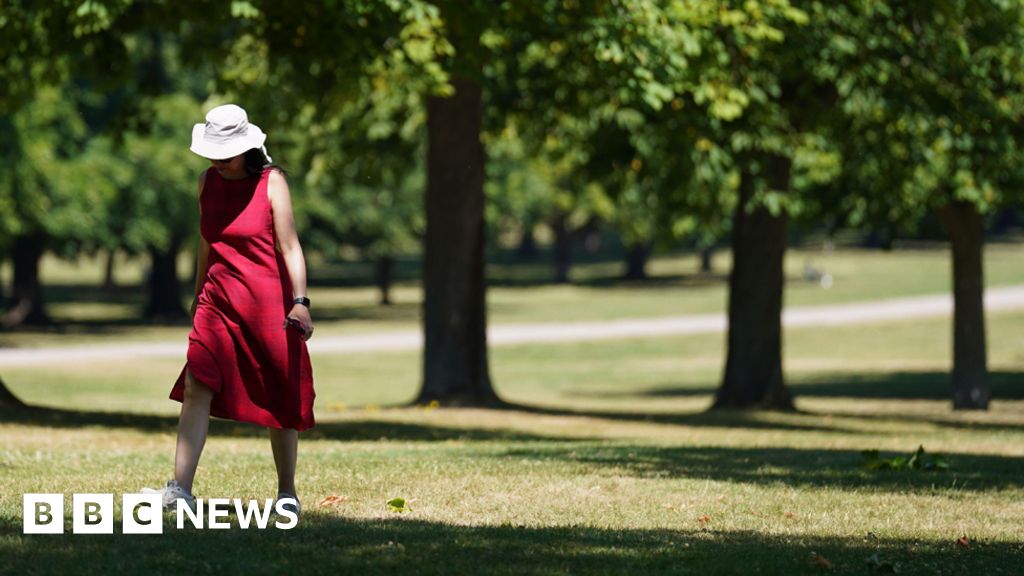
[810,552,833,570]
[319,495,348,508]
[387,497,412,513]
[956,536,970,549]
[696,515,711,524]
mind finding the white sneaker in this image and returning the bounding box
[274,492,300,516]
[142,479,197,513]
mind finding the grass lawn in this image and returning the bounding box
[2,296,1023,574]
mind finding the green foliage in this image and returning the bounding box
[114,93,206,254]
[0,84,98,255]
[6,0,1024,293]
[485,121,613,248]
[860,446,950,472]
[817,0,1024,227]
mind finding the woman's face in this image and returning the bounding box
[210,154,246,179]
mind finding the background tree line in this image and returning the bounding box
[1,0,1023,412]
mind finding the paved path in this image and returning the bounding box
[2,285,1024,367]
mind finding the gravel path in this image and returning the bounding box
[2,285,1023,367]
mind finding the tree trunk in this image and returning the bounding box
[551,211,571,284]
[102,248,116,291]
[0,377,27,409]
[417,76,498,406]
[377,255,394,306]
[2,234,50,328]
[623,243,651,280]
[715,160,793,410]
[144,237,186,320]
[938,201,989,410]
[699,246,714,274]
[516,223,539,261]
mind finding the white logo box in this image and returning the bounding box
[24,494,163,535]
[22,494,297,533]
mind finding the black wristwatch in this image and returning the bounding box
[294,297,311,308]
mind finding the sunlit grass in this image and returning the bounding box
[1,246,1023,574]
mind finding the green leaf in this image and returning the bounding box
[387,497,412,513]
[859,446,950,472]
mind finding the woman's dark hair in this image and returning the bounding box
[244,148,288,177]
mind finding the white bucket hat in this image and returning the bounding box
[190,104,272,161]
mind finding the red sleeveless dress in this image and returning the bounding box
[170,167,315,430]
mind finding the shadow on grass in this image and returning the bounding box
[572,371,1024,433]
[0,517,1020,575]
[496,443,1024,493]
[0,404,566,443]
[4,404,1023,499]
[789,371,1024,401]
[594,372,1024,402]
[499,402,853,434]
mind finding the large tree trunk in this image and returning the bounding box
[623,242,651,280]
[144,237,186,320]
[417,76,498,406]
[2,234,50,328]
[715,159,793,410]
[377,255,394,306]
[551,211,571,284]
[938,201,989,410]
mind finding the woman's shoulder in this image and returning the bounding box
[264,166,291,203]
[264,167,289,190]
[263,166,287,180]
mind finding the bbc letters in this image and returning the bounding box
[23,494,298,534]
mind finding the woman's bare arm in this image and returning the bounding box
[268,170,313,340]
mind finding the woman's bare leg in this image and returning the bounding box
[269,428,298,496]
[174,370,213,494]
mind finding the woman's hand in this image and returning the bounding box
[284,304,313,341]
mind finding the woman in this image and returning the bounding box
[144,104,315,516]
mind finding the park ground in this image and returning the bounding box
[1,244,1023,575]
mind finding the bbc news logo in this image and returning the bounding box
[23,494,298,534]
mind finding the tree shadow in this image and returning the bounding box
[0,317,192,338]
[0,404,565,443]
[302,302,421,323]
[569,372,1024,433]
[591,371,1024,403]
[789,372,1024,401]
[496,443,1024,493]
[487,270,729,290]
[498,402,857,434]
[0,283,190,338]
[40,284,149,307]
[306,258,423,289]
[1,516,1019,575]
